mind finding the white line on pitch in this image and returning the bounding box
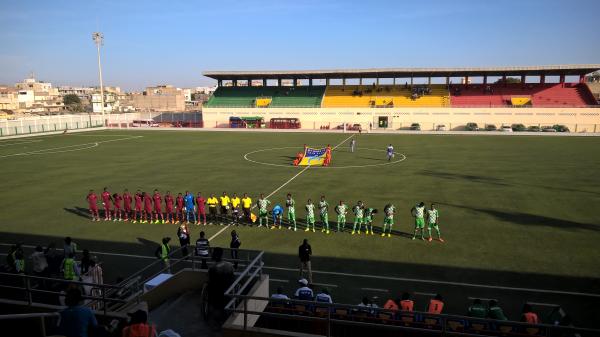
[209,225,231,241]
[0,140,43,147]
[361,287,389,292]
[270,278,290,283]
[0,136,143,158]
[313,283,338,288]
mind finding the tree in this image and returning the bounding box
[586,71,600,83]
[63,94,81,106]
[494,77,521,84]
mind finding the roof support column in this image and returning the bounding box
[483,76,487,85]
[342,78,346,86]
[309,78,313,86]
[233,79,238,87]
[410,77,413,86]
[293,79,298,87]
[428,77,431,85]
[376,78,380,86]
[502,75,507,87]
[521,75,526,87]
[465,76,469,89]
[540,75,545,85]
[247,79,252,87]
[559,74,565,87]
[446,77,449,85]
[359,78,363,85]
[277,79,282,87]
[218,80,222,87]
[326,78,330,85]
[263,79,267,87]
[393,78,396,85]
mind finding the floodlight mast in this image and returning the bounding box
[92,32,105,124]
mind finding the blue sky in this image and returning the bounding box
[1,0,598,91]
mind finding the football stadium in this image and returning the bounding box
[2,2,600,337]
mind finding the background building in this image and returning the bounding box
[131,85,185,112]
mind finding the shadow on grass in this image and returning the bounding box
[441,203,600,232]
[63,206,91,219]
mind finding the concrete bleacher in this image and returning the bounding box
[450,83,597,107]
[204,86,325,108]
[322,85,450,107]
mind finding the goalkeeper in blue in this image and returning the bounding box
[381,203,395,237]
[271,204,284,230]
[426,203,444,242]
[318,196,330,234]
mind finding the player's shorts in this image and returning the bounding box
[89,205,98,211]
[428,222,439,229]
[103,203,112,209]
[259,210,268,217]
[415,218,425,228]
[384,217,393,225]
[145,207,153,213]
[124,206,132,212]
[198,208,206,215]
[166,207,174,213]
[306,215,315,223]
[320,213,328,219]
[354,217,363,224]
[135,206,142,212]
[337,215,346,222]
[364,216,372,223]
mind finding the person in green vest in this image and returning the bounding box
[467,298,488,318]
[62,252,80,281]
[488,300,508,320]
[156,237,171,273]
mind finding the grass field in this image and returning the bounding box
[1,129,599,326]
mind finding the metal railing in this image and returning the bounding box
[0,312,60,337]
[225,295,600,337]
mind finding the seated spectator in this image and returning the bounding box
[357,296,378,315]
[487,300,508,320]
[383,297,399,311]
[64,237,78,258]
[400,292,414,312]
[521,304,539,324]
[31,246,49,276]
[294,278,313,300]
[271,287,289,300]
[14,249,25,274]
[315,288,333,304]
[427,294,444,314]
[62,252,80,281]
[122,309,157,337]
[58,287,98,337]
[467,298,488,318]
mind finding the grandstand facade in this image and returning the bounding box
[202,65,600,131]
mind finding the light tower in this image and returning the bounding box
[92,32,105,121]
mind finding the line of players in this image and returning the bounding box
[85,189,443,241]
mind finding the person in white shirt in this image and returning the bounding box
[30,246,48,276]
[271,287,289,300]
[294,278,314,300]
[315,288,333,303]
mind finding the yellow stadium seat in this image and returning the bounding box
[322,85,449,108]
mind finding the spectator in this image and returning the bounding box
[400,292,414,312]
[467,298,488,318]
[294,278,314,300]
[64,237,78,258]
[58,287,98,337]
[208,247,235,320]
[383,297,399,311]
[177,224,190,257]
[88,259,103,309]
[427,294,444,314]
[80,249,92,275]
[30,245,48,277]
[14,249,25,274]
[521,304,539,324]
[45,242,61,276]
[357,296,378,315]
[122,309,157,337]
[230,230,241,269]
[62,252,80,281]
[488,300,508,320]
[315,288,333,304]
[194,231,210,269]
[271,287,289,300]
[298,239,312,284]
[6,243,23,273]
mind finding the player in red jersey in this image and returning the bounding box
[133,190,143,223]
[143,192,153,223]
[196,192,206,226]
[152,189,164,224]
[87,190,100,221]
[175,193,184,224]
[123,189,133,221]
[112,193,123,221]
[101,187,113,221]
[164,191,175,224]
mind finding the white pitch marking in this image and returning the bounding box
[209,225,232,241]
[361,287,389,292]
[0,140,43,147]
[0,136,143,158]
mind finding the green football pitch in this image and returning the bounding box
[1,129,599,325]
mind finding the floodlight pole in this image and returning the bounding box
[92,32,106,124]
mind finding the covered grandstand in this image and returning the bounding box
[201,65,600,131]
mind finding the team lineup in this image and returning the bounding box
[85,188,444,242]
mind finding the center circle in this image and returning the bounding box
[243,146,407,169]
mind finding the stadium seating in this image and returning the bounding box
[204,86,325,108]
[322,85,450,107]
[450,83,596,107]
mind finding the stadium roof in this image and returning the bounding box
[203,64,600,80]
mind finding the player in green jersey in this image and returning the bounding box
[318,196,330,234]
[411,202,426,240]
[257,194,271,228]
[335,201,348,232]
[363,207,377,235]
[352,201,365,235]
[305,199,316,232]
[426,203,444,242]
[382,203,395,237]
[286,193,297,231]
